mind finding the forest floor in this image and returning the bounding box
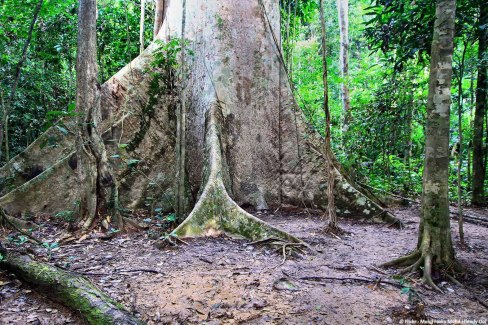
[0,205,487,325]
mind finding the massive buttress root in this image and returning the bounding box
[173,102,300,243]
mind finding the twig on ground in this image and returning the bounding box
[369,265,389,275]
[79,268,164,276]
[298,275,403,289]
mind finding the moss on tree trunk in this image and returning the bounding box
[0,249,143,325]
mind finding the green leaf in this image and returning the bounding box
[55,125,69,135]
[166,213,176,222]
[127,159,140,167]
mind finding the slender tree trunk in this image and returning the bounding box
[468,72,475,186]
[289,2,297,80]
[1,0,43,163]
[285,0,291,64]
[154,0,165,39]
[457,41,467,245]
[404,85,414,194]
[472,4,487,206]
[0,91,5,163]
[176,0,188,222]
[76,0,123,230]
[419,0,457,279]
[384,0,457,289]
[319,0,338,232]
[140,0,146,54]
[4,115,9,162]
[337,0,351,132]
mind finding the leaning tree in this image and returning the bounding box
[0,0,398,241]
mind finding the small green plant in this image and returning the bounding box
[8,235,28,246]
[111,143,142,170]
[107,228,120,235]
[165,213,176,222]
[393,275,418,303]
[55,210,75,223]
[159,232,178,241]
[0,253,5,262]
[42,242,59,260]
[150,38,194,93]
[216,14,224,29]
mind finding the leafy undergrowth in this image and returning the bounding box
[0,206,487,324]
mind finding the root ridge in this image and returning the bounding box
[171,102,304,245]
[382,250,446,292]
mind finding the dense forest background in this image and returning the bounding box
[0,0,486,204]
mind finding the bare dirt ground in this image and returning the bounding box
[1,205,487,324]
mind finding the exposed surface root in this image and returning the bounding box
[322,223,348,239]
[122,216,147,230]
[382,251,445,292]
[0,209,41,244]
[170,102,306,249]
[382,251,421,268]
[249,237,308,265]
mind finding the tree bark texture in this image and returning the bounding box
[420,0,456,270]
[337,0,351,130]
[76,0,122,229]
[384,0,457,289]
[472,4,487,206]
[153,0,166,39]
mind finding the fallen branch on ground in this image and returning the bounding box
[0,244,144,325]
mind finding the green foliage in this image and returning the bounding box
[393,274,418,303]
[285,0,486,202]
[42,241,59,260]
[0,0,153,162]
[364,0,479,71]
[7,234,28,246]
[55,210,75,223]
[151,38,194,91]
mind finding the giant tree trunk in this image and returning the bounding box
[0,0,398,242]
[472,4,487,206]
[384,0,457,289]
